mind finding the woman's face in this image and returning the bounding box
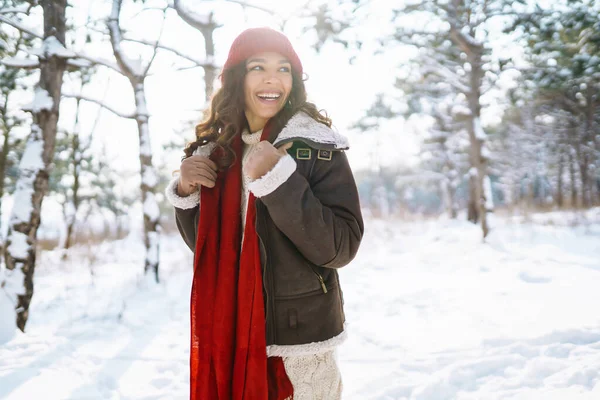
[244,51,293,132]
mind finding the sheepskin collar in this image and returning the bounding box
[273,111,349,150]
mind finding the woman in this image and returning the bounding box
[165,27,363,400]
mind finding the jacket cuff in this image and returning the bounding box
[164,176,199,209]
[248,154,297,198]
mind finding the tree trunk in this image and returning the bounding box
[556,153,564,208]
[0,97,11,257]
[63,100,82,256]
[467,170,479,223]
[442,177,457,219]
[108,0,161,281]
[173,0,220,103]
[569,150,578,207]
[2,0,68,332]
[466,53,489,236]
[200,15,217,103]
[135,87,160,281]
[576,142,591,208]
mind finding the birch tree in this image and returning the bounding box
[64,0,222,279]
[102,0,163,281]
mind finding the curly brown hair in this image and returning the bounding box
[183,61,331,169]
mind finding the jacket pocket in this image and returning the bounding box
[273,285,345,346]
[275,279,338,300]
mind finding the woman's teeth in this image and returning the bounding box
[257,93,281,101]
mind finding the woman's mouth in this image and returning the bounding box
[256,92,282,104]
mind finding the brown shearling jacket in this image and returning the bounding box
[170,112,364,357]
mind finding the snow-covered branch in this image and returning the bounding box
[0,15,42,38]
[107,0,141,77]
[421,64,470,94]
[75,53,122,74]
[449,25,483,54]
[0,15,121,73]
[0,57,39,68]
[223,0,274,15]
[62,93,135,119]
[172,0,222,31]
[142,10,168,77]
[122,37,217,69]
[87,25,209,68]
[0,6,30,16]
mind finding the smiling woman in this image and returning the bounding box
[165,27,364,400]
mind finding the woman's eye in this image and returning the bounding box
[249,65,263,71]
[279,66,291,73]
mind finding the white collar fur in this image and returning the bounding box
[273,112,349,150]
[193,112,349,156]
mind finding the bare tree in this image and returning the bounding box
[104,0,163,281]
[171,0,220,103]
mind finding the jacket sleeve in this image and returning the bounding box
[251,150,364,268]
[165,176,199,252]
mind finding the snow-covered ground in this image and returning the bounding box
[1,210,600,399]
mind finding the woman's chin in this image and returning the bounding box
[259,109,283,120]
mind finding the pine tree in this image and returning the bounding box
[515,0,600,206]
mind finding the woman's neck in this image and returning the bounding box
[245,112,267,133]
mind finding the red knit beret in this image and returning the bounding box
[221,27,303,83]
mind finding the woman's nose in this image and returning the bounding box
[263,71,279,84]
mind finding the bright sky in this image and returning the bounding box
[49,0,419,181]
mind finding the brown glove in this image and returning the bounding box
[177,155,218,196]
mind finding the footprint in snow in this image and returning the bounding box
[151,377,171,389]
[519,271,552,284]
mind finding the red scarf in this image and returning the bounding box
[190,123,294,400]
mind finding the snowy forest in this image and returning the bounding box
[1,0,600,399]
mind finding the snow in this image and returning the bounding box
[30,36,75,59]
[483,175,494,211]
[6,231,30,260]
[142,167,159,188]
[481,144,491,159]
[19,134,45,170]
[1,264,26,297]
[9,133,45,225]
[0,290,16,343]
[473,117,487,140]
[451,103,471,117]
[147,231,159,267]
[43,36,76,58]
[23,89,54,113]
[1,57,39,68]
[1,212,600,399]
[134,86,149,117]
[143,192,160,222]
[139,123,152,157]
[10,173,36,225]
[66,58,92,68]
[0,5,30,15]
[174,0,214,25]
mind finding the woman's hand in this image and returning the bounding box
[244,141,293,180]
[177,155,218,196]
